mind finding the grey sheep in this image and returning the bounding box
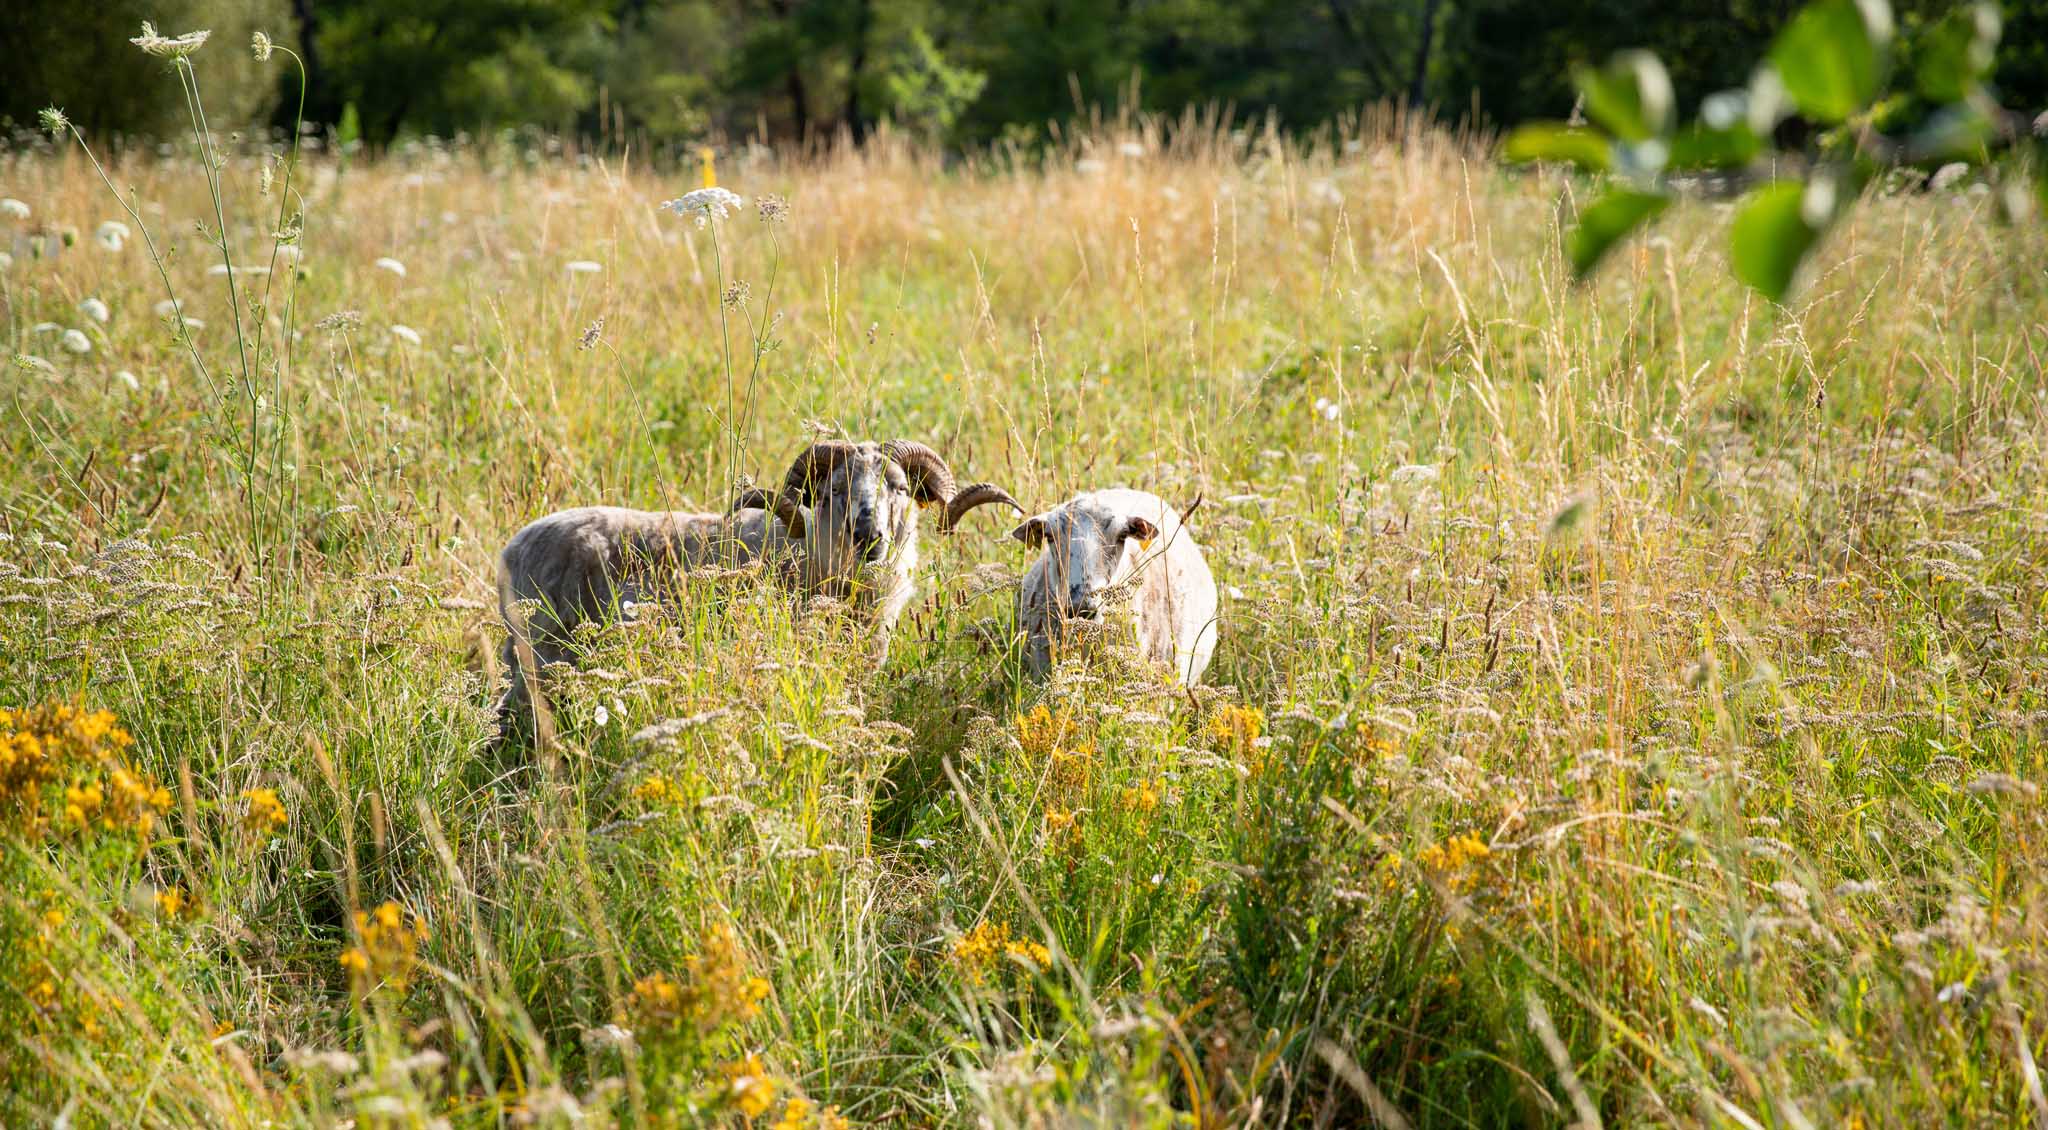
[495,439,1020,732]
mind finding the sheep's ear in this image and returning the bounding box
[1009,515,1048,548]
[1121,516,1160,548]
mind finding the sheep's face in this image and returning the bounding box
[809,446,918,577]
[1012,497,1159,624]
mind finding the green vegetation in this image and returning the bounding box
[7,0,2048,148]
[4,21,2048,1128]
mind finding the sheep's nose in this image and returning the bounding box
[853,522,884,557]
[1066,593,1099,620]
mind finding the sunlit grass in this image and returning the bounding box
[3,96,2047,1126]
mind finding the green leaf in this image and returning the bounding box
[1730,180,1830,302]
[1915,2,2000,103]
[1574,50,1675,142]
[1503,124,1612,171]
[1768,0,1893,123]
[1668,122,1763,169]
[1567,189,1671,277]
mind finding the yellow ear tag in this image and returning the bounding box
[1139,537,1154,551]
[919,500,936,510]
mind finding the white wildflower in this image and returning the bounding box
[154,299,181,319]
[1390,464,1440,487]
[13,355,57,375]
[594,704,611,726]
[659,187,743,226]
[1076,158,1107,175]
[0,199,29,220]
[390,324,422,346]
[96,221,130,251]
[61,330,92,354]
[251,31,273,61]
[115,370,139,390]
[565,259,603,274]
[373,256,408,278]
[1117,141,1146,158]
[131,22,211,59]
[31,321,61,335]
[79,297,110,323]
[1313,396,1340,422]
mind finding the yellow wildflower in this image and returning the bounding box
[1119,781,1159,816]
[632,773,682,807]
[155,886,194,920]
[950,919,1050,983]
[627,923,771,1037]
[1207,705,1264,765]
[774,1096,852,1130]
[341,900,429,992]
[720,1054,778,1119]
[1352,721,1397,763]
[1043,805,1082,853]
[241,787,287,837]
[949,919,1010,984]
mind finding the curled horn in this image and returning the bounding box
[779,441,859,506]
[728,473,771,514]
[941,483,1024,533]
[881,440,956,506]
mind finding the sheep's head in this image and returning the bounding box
[778,440,1022,588]
[1011,493,1161,624]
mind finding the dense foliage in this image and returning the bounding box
[6,0,2048,149]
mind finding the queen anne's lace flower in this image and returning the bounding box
[660,187,744,226]
[131,22,211,59]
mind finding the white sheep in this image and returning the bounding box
[495,439,1020,731]
[1010,488,1219,686]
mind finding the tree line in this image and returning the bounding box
[5,0,2046,151]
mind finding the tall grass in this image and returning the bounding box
[3,71,2047,1126]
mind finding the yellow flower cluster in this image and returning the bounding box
[720,1053,778,1118]
[1013,704,1074,760]
[1043,805,1082,854]
[627,923,771,1037]
[772,1096,852,1130]
[632,773,684,807]
[16,893,105,1038]
[1,703,164,840]
[1352,721,1398,763]
[241,788,287,837]
[1206,705,1264,765]
[155,885,200,921]
[339,901,430,992]
[63,766,172,838]
[1118,780,1159,817]
[1382,832,1494,895]
[1016,706,1096,849]
[949,919,1052,985]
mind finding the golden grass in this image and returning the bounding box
[3,104,2047,1126]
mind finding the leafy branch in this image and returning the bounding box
[1506,0,2042,302]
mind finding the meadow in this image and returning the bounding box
[4,99,2048,1127]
